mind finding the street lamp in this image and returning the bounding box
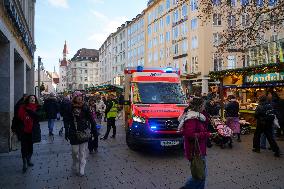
[37,56,44,98]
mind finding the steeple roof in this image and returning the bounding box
[63,40,68,54]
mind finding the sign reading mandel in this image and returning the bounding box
[245,72,284,83]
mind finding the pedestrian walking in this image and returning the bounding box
[100,94,118,140]
[65,91,96,176]
[11,94,28,141]
[252,96,280,157]
[178,97,210,189]
[225,95,241,142]
[43,92,59,136]
[96,96,106,124]
[88,97,98,153]
[17,95,41,173]
[60,95,72,140]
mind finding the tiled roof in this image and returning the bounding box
[71,48,99,61]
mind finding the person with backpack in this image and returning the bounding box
[178,97,211,189]
[252,96,280,157]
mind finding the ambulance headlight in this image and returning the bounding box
[133,115,146,123]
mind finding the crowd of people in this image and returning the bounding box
[11,90,283,189]
[178,91,283,189]
[11,91,121,176]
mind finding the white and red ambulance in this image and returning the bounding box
[123,67,187,150]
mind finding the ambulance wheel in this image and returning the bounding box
[126,131,139,151]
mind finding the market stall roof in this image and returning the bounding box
[209,63,284,79]
[87,85,123,93]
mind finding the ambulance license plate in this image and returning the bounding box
[160,141,179,146]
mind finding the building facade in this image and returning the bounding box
[67,48,99,91]
[99,34,113,85]
[34,69,59,95]
[58,41,69,93]
[0,0,36,152]
[112,25,127,86]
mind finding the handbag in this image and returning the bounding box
[74,117,91,143]
[32,123,41,143]
[190,136,206,180]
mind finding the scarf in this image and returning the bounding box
[178,110,206,130]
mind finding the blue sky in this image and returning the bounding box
[35,0,147,72]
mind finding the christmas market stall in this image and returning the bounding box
[209,63,284,127]
[86,84,123,97]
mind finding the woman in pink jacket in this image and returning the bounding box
[178,97,211,189]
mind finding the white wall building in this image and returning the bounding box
[99,35,113,85]
[112,25,127,86]
[127,13,145,68]
[67,48,99,91]
[34,69,59,95]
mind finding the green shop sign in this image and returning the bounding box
[245,72,284,83]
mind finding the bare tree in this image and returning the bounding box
[196,0,284,54]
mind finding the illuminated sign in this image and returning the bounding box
[245,72,284,83]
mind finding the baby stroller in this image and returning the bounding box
[210,117,233,149]
[239,118,251,135]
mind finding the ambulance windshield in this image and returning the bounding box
[132,82,186,104]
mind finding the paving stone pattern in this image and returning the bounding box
[0,120,284,189]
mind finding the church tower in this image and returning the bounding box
[58,41,69,92]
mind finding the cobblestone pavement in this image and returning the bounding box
[0,120,284,189]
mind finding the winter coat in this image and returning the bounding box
[43,97,59,119]
[255,102,274,128]
[205,101,220,116]
[272,99,284,129]
[60,98,72,120]
[67,104,96,145]
[179,110,210,161]
[96,100,106,113]
[18,103,41,143]
[11,97,25,138]
[225,100,239,118]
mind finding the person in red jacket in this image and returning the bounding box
[178,97,210,189]
[18,95,40,173]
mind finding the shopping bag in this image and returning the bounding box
[190,137,205,180]
[273,115,280,128]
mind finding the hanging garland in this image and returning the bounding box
[209,63,284,79]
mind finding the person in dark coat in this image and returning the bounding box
[87,97,98,153]
[205,94,220,117]
[225,95,241,142]
[60,95,72,140]
[43,93,59,136]
[12,94,28,140]
[252,96,280,157]
[65,91,96,176]
[18,95,41,173]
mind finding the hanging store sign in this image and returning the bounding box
[4,0,34,57]
[245,72,284,83]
